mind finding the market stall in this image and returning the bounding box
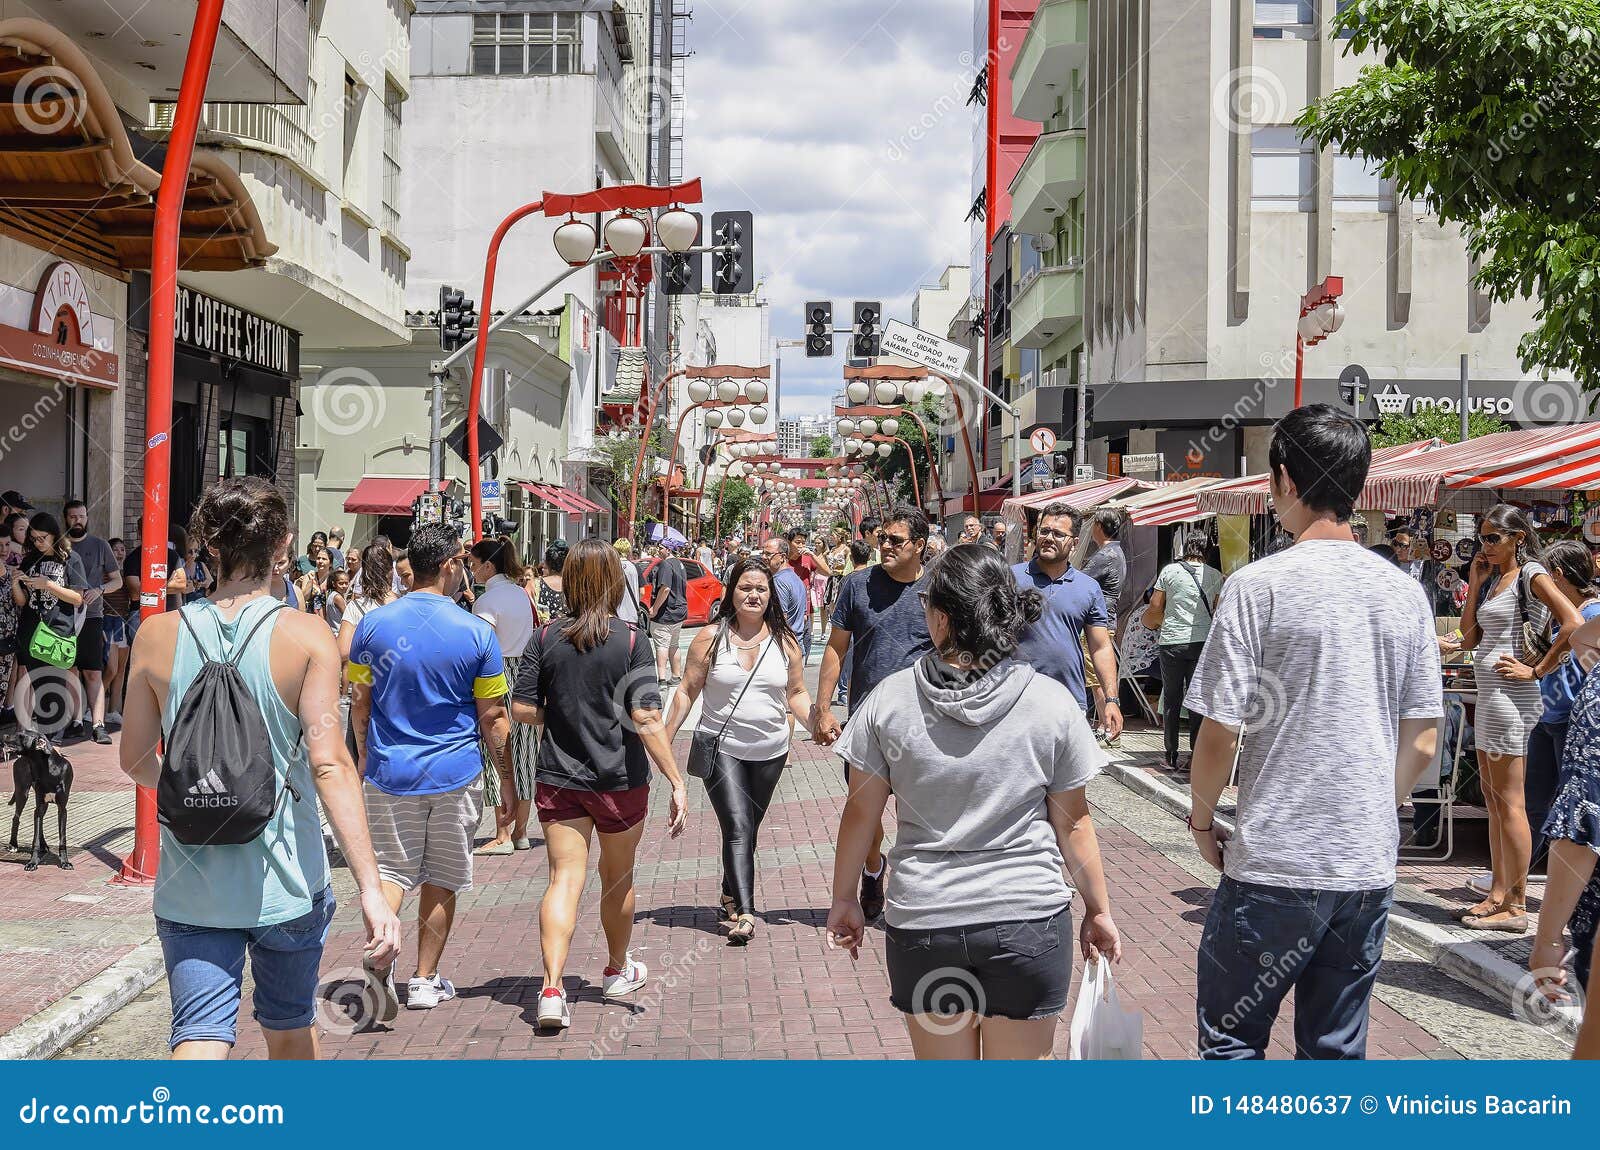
[998,475,1151,530]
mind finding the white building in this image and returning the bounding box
[299,0,664,550]
[778,416,834,459]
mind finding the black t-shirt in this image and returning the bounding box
[649,556,688,625]
[829,565,934,710]
[515,619,662,792]
[20,550,88,634]
[123,544,183,612]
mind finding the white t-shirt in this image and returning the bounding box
[1184,539,1443,890]
[473,573,536,658]
[342,595,388,631]
[696,632,791,759]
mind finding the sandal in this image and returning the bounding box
[727,914,757,946]
[719,893,738,922]
[1461,908,1529,933]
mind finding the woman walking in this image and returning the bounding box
[11,514,88,737]
[531,540,568,623]
[0,512,27,725]
[337,544,398,662]
[1459,505,1586,932]
[296,544,331,618]
[511,540,686,1032]
[470,537,538,855]
[827,544,1122,1059]
[665,558,812,944]
[1142,536,1224,773]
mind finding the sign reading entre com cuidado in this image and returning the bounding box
[880,319,971,379]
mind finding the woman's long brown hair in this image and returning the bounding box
[559,538,624,652]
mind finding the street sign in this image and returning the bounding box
[445,418,504,464]
[1074,464,1096,482]
[880,319,971,378]
[1029,426,1057,455]
[480,478,503,513]
[1121,452,1162,475]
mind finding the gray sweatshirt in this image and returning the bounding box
[836,657,1106,929]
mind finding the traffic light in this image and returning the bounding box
[710,210,754,294]
[853,300,881,359]
[440,285,477,352]
[662,211,702,296]
[805,301,833,358]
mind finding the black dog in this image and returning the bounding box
[7,731,73,871]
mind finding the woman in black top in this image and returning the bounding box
[532,539,568,622]
[510,539,686,1032]
[11,513,87,736]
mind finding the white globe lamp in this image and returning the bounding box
[703,409,724,429]
[687,379,711,403]
[846,381,871,404]
[603,212,648,258]
[744,380,769,403]
[553,218,598,266]
[654,207,700,253]
[881,417,900,437]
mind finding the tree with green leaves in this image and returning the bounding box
[1369,406,1508,449]
[809,432,835,458]
[702,474,758,536]
[588,424,663,527]
[1299,1,1600,392]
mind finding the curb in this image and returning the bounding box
[0,941,166,1061]
[1099,756,1581,1044]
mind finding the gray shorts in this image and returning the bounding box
[655,621,683,659]
[364,779,483,893]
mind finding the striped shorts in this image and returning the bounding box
[363,779,483,894]
[481,656,539,806]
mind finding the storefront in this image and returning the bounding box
[128,274,299,531]
[0,251,124,521]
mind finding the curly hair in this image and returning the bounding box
[186,477,288,581]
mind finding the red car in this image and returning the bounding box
[638,556,724,626]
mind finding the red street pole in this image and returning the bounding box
[891,438,922,507]
[119,0,227,886]
[949,387,981,514]
[624,368,685,536]
[466,200,546,540]
[1293,332,1305,409]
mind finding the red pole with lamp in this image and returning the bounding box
[1292,275,1344,409]
[119,0,228,885]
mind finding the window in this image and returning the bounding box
[1250,125,1312,211]
[471,12,582,76]
[1334,150,1388,210]
[1254,0,1314,39]
[342,72,362,191]
[382,81,402,233]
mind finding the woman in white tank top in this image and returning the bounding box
[666,557,813,944]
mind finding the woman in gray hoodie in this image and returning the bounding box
[827,543,1123,1059]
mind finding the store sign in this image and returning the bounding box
[0,261,119,388]
[1157,429,1237,481]
[174,285,296,377]
[1372,382,1516,418]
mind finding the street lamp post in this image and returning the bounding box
[1293,275,1345,409]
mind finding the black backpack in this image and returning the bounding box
[157,604,293,847]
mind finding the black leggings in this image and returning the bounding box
[1159,642,1206,766]
[703,749,788,915]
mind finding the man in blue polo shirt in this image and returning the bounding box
[348,523,513,1014]
[1013,502,1123,738]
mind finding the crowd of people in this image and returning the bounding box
[71,400,1600,1062]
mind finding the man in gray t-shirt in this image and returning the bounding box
[1183,404,1442,1061]
[64,500,122,744]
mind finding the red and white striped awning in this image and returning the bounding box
[1000,476,1147,525]
[1361,423,1600,508]
[1193,438,1444,517]
[1106,476,1253,527]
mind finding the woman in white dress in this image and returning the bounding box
[1458,505,1585,933]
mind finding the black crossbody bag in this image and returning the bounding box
[686,623,770,779]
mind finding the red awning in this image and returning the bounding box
[344,476,432,516]
[520,483,607,516]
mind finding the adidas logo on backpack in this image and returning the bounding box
[157,603,294,847]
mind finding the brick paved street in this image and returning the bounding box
[50,660,1574,1060]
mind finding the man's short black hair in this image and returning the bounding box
[1269,404,1371,522]
[1035,502,1084,536]
[884,504,929,542]
[859,517,881,538]
[1090,508,1123,540]
[785,527,807,542]
[64,499,87,515]
[408,523,461,585]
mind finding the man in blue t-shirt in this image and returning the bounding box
[1012,503,1122,739]
[348,523,512,1012]
[814,504,934,921]
[763,537,809,637]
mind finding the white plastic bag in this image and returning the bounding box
[1068,958,1144,1059]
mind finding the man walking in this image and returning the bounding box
[647,544,688,683]
[815,505,934,918]
[63,500,120,744]
[1185,405,1442,1059]
[348,524,514,1012]
[763,537,809,638]
[1082,508,1128,745]
[1012,504,1123,740]
[957,515,982,545]
[326,527,347,571]
[785,527,832,661]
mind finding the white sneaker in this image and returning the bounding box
[603,953,648,998]
[405,974,456,1010]
[1467,873,1493,896]
[536,987,570,1030]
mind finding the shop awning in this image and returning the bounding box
[1001,476,1147,526]
[1106,476,1249,527]
[1361,423,1600,509]
[520,482,608,516]
[1193,438,1444,517]
[344,476,432,515]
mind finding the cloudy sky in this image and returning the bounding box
[681,0,977,420]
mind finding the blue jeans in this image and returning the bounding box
[1197,876,1392,1060]
[156,886,336,1049]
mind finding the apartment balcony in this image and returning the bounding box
[1011,0,1090,123]
[1010,264,1084,350]
[149,102,315,174]
[1010,129,1086,237]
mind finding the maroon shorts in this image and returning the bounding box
[534,781,649,834]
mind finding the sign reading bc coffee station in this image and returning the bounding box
[173,285,296,377]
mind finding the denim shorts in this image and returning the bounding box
[884,905,1073,1021]
[156,886,336,1049]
